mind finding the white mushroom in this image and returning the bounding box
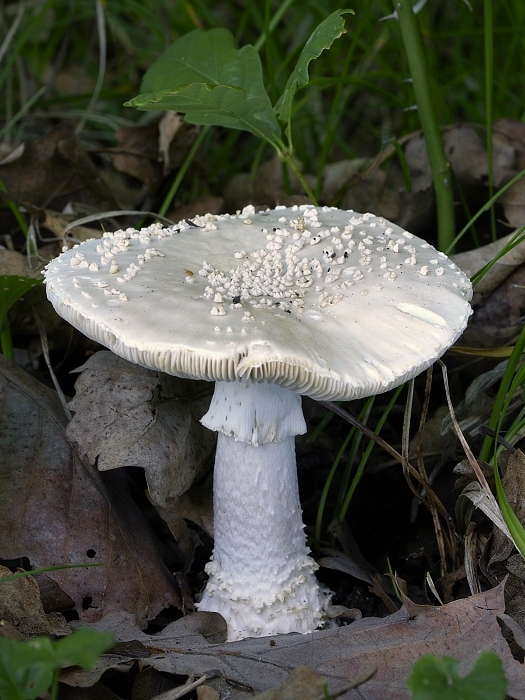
[44,205,473,641]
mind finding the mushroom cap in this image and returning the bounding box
[45,205,472,401]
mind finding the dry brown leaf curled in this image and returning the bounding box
[0,354,181,626]
[65,351,214,507]
[63,583,525,699]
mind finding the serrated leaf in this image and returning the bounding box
[126,28,280,144]
[407,651,506,700]
[274,9,353,127]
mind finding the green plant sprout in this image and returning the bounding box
[125,9,354,205]
[0,629,113,700]
[0,275,42,360]
[407,650,506,700]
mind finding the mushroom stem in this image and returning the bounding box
[198,379,327,640]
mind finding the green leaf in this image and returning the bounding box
[0,275,41,324]
[129,83,279,142]
[407,652,506,700]
[0,275,42,359]
[0,637,54,700]
[0,630,113,700]
[274,9,353,127]
[53,629,114,669]
[125,28,280,144]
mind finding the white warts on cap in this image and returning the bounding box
[44,206,474,642]
[44,205,473,402]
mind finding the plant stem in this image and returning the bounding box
[394,1,455,252]
[283,153,318,204]
[158,125,209,217]
[484,0,496,241]
[50,670,60,700]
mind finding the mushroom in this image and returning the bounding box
[44,205,473,641]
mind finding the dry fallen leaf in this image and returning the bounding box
[0,566,70,640]
[484,450,525,636]
[63,583,525,699]
[494,118,525,170]
[158,111,200,174]
[111,121,163,195]
[154,484,214,566]
[252,667,327,700]
[0,250,43,278]
[197,684,220,700]
[0,124,117,212]
[65,351,214,508]
[361,124,524,233]
[40,210,103,243]
[451,229,525,301]
[498,179,525,227]
[464,264,525,346]
[170,194,224,222]
[0,354,181,626]
[321,158,366,203]
[224,155,313,211]
[490,450,525,567]
[403,133,434,193]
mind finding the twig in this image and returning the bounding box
[319,400,401,463]
[151,675,207,700]
[75,0,106,135]
[34,312,72,421]
[315,666,377,699]
[319,396,456,530]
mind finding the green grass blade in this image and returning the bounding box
[479,324,525,462]
[446,166,525,254]
[484,0,496,242]
[338,385,403,521]
[494,465,525,559]
[394,1,455,252]
[470,226,525,288]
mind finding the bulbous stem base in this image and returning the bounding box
[198,422,327,641]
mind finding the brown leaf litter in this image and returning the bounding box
[61,583,525,700]
[0,353,180,626]
[65,351,214,508]
[0,566,70,640]
[0,124,118,214]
